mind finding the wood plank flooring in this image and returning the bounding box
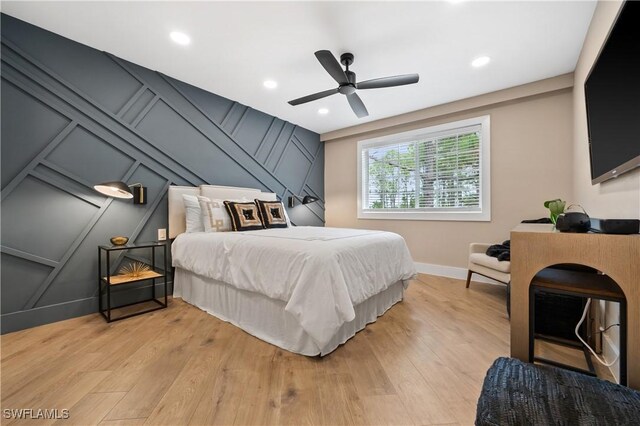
[0,274,608,425]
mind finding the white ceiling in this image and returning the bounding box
[2,1,596,134]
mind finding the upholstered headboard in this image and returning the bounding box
[168,185,277,238]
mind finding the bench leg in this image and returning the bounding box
[466,270,473,288]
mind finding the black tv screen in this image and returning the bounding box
[585,0,640,184]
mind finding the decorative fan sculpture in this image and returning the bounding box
[119,261,151,278]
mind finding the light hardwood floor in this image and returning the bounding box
[0,274,608,425]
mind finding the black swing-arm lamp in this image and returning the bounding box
[288,194,319,208]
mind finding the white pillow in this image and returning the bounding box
[198,196,249,232]
[282,207,293,227]
[182,194,204,233]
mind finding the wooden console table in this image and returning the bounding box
[510,224,640,389]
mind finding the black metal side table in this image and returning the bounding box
[98,241,168,322]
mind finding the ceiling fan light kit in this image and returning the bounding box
[288,50,419,118]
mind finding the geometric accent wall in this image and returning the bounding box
[0,14,324,333]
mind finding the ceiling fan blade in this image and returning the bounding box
[357,73,419,90]
[315,50,349,85]
[347,93,369,118]
[288,88,338,106]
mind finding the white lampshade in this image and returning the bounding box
[93,181,133,199]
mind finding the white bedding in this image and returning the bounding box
[172,226,416,349]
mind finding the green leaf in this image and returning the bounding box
[543,198,561,209]
[544,198,566,225]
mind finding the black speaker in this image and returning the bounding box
[556,211,590,233]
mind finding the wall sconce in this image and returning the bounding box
[93,181,147,204]
[288,194,319,208]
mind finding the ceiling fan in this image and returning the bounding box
[288,50,419,118]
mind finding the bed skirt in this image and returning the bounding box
[173,268,406,356]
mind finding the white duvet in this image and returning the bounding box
[172,226,416,349]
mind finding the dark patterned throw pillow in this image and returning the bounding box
[223,201,264,231]
[255,199,288,229]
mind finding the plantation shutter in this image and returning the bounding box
[361,124,482,211]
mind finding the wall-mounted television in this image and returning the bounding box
[585,0,640,185]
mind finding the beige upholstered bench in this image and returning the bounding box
[466,243,511,287]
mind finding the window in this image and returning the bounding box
[357,115,490,221]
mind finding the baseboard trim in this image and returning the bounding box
[1,281,173,334]
[414,261,505,286]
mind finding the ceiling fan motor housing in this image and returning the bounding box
[339,84,356,95]
[346,70,356,84]
[340,52,354,67]
[340,53,357,93]
[339,69,357,95]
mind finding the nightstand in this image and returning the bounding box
[98,241,168,322]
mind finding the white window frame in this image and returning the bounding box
[357,115,491,221]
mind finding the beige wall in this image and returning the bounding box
[324,87,574,268]
[573,0,639,382]
[573,0,639,220]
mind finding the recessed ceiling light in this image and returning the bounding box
[472,56,491,68]
[318,108,329,115]
[170,31,191,46]
[263,80,278,89]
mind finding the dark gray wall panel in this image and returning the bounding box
[35,165,169,308]
[278,146,314,192]
[0,15,143,114]
[135,100,252,184]
[137,194,170,244]
[32,164,104,208]
[255,121,286,163]
[2,176,98,261]
[172,79,234,125]
[1,80,71,186]
[0,13,324,333]
[1,254,53,313]
[265,122,296,171]
[306,150,325,199]
[121,89,155,125]
[233,109,274,155]
[46,126,136,185]
[293,127,322,161]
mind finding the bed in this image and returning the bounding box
[169,185,416,356]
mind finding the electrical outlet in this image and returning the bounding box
[157,228,167,241]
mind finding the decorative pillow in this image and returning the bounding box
[255,195,292,227]
[197,196,234,232]
[182,194,204,233]
[255,199,288,228]
[223,201,264,231]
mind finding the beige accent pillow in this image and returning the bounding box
[197,196,247,232]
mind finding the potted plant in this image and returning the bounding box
[544,199,566,225]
